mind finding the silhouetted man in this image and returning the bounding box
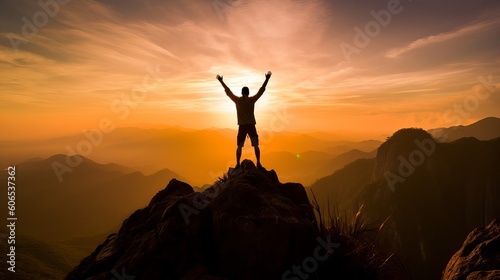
[217,71,272,169]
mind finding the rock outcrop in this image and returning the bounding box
[358,129,500,279]
[66,159,317,280]
[442,220,500,280]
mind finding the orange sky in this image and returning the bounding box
[1,0,499,140]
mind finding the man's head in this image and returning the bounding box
[242,86,249,96]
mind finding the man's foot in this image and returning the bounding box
[235,163,241,169]
[257,162,263,169]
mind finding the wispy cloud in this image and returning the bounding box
[385,19,499,58]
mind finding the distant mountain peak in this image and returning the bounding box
[468,116,499,125]
[46,153,87,162]
[378,128,434,159]
[373,128,437,181]
[385,128,433,143]
[428,116,500,142]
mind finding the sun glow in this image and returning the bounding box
[208,67,273,115]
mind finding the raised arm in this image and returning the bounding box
[217,74,238,102]
[253,71,272,101]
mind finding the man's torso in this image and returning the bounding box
[236,96,256,125]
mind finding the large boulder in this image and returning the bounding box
[442,220,500,280]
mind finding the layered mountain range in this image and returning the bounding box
[0,117,499,279]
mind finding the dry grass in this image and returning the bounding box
[310,189,408,279]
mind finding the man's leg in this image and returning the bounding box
[249,125,262,168]
[236,125,245,169]
[254,145,261,168]
[236,146,242,168]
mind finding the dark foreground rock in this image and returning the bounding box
[66,160,317,280]
[442,220,500,280]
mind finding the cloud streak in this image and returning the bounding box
[385,19,500,58]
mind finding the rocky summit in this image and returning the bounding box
[66,159,318,280]
[443,220,500,280]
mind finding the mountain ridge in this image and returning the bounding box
[0,155,188,241]
[428,116,500,142]
[311,128,500,279]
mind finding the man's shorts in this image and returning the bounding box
[237,124,259,147]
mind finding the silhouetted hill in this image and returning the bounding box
[310,128,500,279]
[0,155,186,241]
[15,154,135,190]
[428,117,500,142]
[310,158,376,212]
[66,160,407,280]
[322,140,382,155]
[319,149,376,181]
[66,160,318,279]
[332,148,376,162]
[363,129,500,279]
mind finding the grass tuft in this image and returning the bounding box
[309,189,409,279]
